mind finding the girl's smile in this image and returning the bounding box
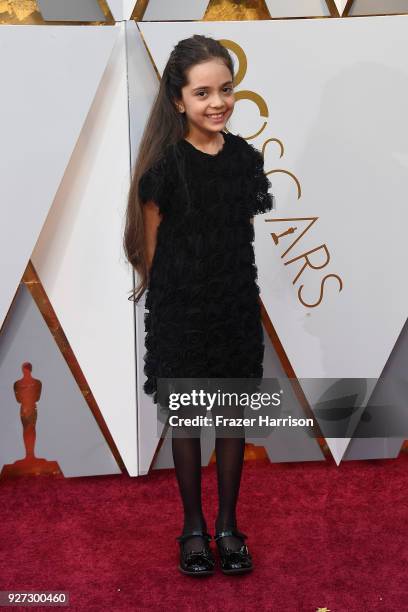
[205,110,228,123]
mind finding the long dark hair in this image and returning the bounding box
[123,34,234,303]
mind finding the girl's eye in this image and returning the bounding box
[196,87,233,97]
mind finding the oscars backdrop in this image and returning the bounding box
[1,2,407,478]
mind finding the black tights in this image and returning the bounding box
[171,404,245,554]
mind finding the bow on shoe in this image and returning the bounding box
[176,531,215,576]
[214,529,253,574]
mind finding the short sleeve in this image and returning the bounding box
[138,150,173,216]
[247,143,275,216]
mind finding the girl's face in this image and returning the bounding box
[176,58,235,138]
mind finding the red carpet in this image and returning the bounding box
[1,453,407,611]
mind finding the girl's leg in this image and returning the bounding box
[214,406,246,552]
[171,412,207,554]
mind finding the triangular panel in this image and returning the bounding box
[31,24,138,475]
[0,25,118,329]
[107,0,137,21]
[0,284,120,477]
[140,19,408,464]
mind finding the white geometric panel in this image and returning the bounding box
[125,20,167,475]
[0,24,118,330]
[332,0,349,15]
[107,0,137,21]
[37,0,105,22]
[264,0,330,17]
[249,327,326,463]
[0,284,121,478]
[349,0,408,15]
[343,316,408,461]
[142,0,210,21]
[139,18,408,464]
[31,23,138,475]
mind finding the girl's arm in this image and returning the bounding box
[142,200,162,272]
[250,217,254,225]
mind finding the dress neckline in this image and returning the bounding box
[180,131,229,158]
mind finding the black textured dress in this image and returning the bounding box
[138,130,274,404]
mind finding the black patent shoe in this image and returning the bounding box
[176,531,215,577]
[214,529,253,575]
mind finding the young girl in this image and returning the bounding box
[123,34,273,577]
